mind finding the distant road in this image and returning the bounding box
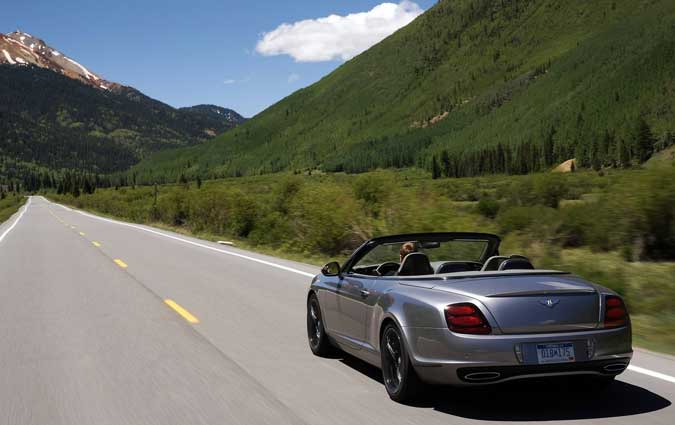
[0,196,672,425]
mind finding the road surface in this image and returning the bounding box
[0,196,673,425]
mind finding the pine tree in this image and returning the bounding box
[602,130,615,167]
[431,155,441,179]
[635,117,655,163]
[440,150,451,177]
[617,138,631,168]
[543,126,555,168]
[178,173,188,187]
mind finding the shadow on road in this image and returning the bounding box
[339,355,671,421]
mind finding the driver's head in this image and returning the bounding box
[400,242,417,262]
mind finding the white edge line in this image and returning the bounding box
[0,197,31,244]
[627,365,675,384]
[41,197,316,278]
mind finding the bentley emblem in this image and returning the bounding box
[540,299,560,308]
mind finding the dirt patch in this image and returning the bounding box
[552,158,576,173]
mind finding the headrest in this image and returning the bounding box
[481,255,508,271]
[436,262,473,274]
[498,258,535,271]
[397,252,434,276]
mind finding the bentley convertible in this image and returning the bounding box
[306,233,632,402]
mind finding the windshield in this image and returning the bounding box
[348,234,496,276]
[358,240,489,266]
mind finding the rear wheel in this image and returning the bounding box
[307,294,336,357]
[380,323,424,403]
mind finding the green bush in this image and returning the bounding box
[505,174,569,208]
[288,183,365,255]
[497,205,559,235]
[0,194,25,223]
[352,173,393,217]
[476,197,500,219]
[558,166,675,260]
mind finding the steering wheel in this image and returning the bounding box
[376,262,400,276]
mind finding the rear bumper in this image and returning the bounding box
[456,357,631,384]
[404,325,632,386]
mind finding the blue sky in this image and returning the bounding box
[2,0,435,117]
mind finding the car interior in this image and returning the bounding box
[350,241,535,277]
[391,253,534,276]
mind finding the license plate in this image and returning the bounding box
[536,343,575,364]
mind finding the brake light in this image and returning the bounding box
[604,295,628,328]
[445,303,491,334]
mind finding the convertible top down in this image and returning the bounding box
[306,233,632,402]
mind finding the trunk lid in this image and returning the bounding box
[433,273,600,334]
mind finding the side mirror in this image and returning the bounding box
[321,261,341,277]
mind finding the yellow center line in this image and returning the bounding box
[70,226,76,230]
[92,241,101,247]
[114,259,128,268]
[79,232,86,236]
[164,299,200,324]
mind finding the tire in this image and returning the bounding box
[307,294,337,357]
[380,323,425,403]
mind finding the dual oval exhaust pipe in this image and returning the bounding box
[603,363,628,373]
[464,371,501,381]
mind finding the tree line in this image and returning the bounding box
[429,117,673,178]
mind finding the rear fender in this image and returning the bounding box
[369,286,492,359]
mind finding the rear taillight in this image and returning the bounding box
[445,303,492,334]
[604,295,628,328]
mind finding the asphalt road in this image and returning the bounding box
[0,196,673,425]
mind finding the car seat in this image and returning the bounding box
[481,255,509,271]
[498,257,535,271]
[397,252,434,276]
[436,262,474,274]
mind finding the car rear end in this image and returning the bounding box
[403,273,632,386]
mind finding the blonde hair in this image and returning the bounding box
[400,242,416,258]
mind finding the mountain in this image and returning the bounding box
[178,105,247,136]
[132,0,675,182]
[0,31,244,177]
[1,31,114,90]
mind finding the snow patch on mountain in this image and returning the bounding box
[2,49,16,64]
[1,30,110,89]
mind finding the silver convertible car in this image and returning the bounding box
[306,233,632,402]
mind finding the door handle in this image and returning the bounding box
[360,289,370,298]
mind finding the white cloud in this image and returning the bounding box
[224,76,251,85]
[255,1,423,62]
[287,73,300,83]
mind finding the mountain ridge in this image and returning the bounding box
[0,31,245,178]
[130,0,675,182]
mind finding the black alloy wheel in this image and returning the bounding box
[380,323,424,403]
[307,294,336,356]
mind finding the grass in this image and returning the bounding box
[0,194,25,224]
[48,166,675,354]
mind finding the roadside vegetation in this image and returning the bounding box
[49,164,675,353]
[0,191,25,224]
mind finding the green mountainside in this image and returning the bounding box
[0,65,245,178]
[132,0,675,182]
